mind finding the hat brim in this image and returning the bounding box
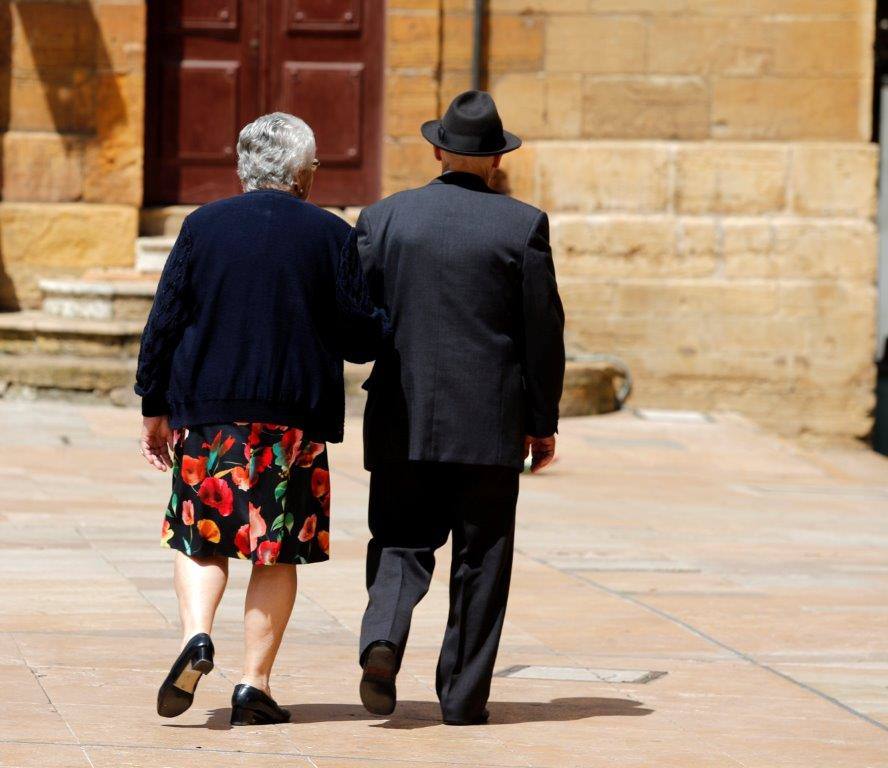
[420,120,522,156]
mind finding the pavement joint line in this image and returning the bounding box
[73,523,174,628]
[9,633,93,764]
[560,566,888,735]
[0,738,537,767]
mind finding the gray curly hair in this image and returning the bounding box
[236,112,316,192]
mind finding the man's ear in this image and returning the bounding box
[492,154,503,169]
[434,146,443,161]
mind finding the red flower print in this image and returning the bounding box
[256,540,281,565]
[280,427,304,465]
[161,520,174,546]
[231,466,251,491]
[250,447,273,483]
[197,519,221,543]
[311,468,329,498]
[235,524,250,558]
[248,424,263,448]
[198,477,234,517]
[317,530,329,555]
[181,455,207,486]
[181,500,195,526]
[201,431,235,456]
[311,468,330,514]
[297,442,326,468]
[298,514,318,542]
[248,503,266,551]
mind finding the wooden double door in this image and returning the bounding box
[145,1,383,207]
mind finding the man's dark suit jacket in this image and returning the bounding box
[356,171,565,471]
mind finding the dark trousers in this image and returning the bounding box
[359,461,519,721]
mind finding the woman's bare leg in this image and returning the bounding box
[241,564,298,695]
[174,551,229,646]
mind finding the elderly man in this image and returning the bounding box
[356,91,566,725]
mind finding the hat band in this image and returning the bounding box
[437,124,507,153]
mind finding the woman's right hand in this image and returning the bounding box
[141,415,174,471]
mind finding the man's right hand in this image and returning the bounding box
[524,435,556,473]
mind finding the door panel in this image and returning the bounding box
[285,0,361,31]
[145,2,259,204]
[175,0,238,31]
[162,61,240,161]
[280,63,363,164]
[146,0,383,207]
[267,0,382,205]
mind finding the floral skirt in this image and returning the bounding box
[161,423,330,565]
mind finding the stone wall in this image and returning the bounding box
[0,1,879,439]
[383,1,879,439]
[0,0,144,308]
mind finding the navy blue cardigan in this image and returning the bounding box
[134,189,387,442]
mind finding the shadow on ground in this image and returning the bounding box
[170,697,653,731]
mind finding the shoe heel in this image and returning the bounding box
[230,705,261,726]
[191,646,214,674]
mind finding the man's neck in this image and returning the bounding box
[441,166,491,184]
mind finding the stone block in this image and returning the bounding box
[390,0,443,8]
[493,73,582,140]
[722,219,775,278]
[439,70,473,106]
[382,139,439,196]
[10,2,94,70]
[778,282,875,319]
[1,131,84,202]
[770,19,866,77]
[675,143,788,214]
[711,77,865,141]
[552,215,715,278]
[385,73,439,139]
[790,144,878,218]
[0,203,137,310]
[546,16,646,74]
[93,2,147,75]
[6,66,95,133]
[494,143,538,205]
[386,12,440,70]
[445,13,544,72]
[82,72,144,206]
[491,0,587,10]
[538,142,671,213]
[614,280,780,318]
[551,215,676,278]
[772,221,877,280]
[648,18,773,76]
[582,77,709,139]
[560,361,620,416]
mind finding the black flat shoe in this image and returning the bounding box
[230,684,291,726]
[444,708,490,726]
[156,633,214,718]
[360,641,398,716]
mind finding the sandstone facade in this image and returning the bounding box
[0,0,880,439]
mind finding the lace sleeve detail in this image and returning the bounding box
[134,221,193,416]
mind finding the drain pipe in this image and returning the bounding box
[471,0,487,90]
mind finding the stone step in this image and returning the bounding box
[135,236,176,272]
[0,353,138,404]
[0,311,144,357]
[39,273,158,321]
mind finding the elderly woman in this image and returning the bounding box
[135,113,385,726]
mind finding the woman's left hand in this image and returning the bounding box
[141,415,174,471]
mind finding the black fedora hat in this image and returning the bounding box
[421,90,521,156]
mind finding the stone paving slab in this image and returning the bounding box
[0,401,887,767]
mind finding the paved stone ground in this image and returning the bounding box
[1,401,887,768]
